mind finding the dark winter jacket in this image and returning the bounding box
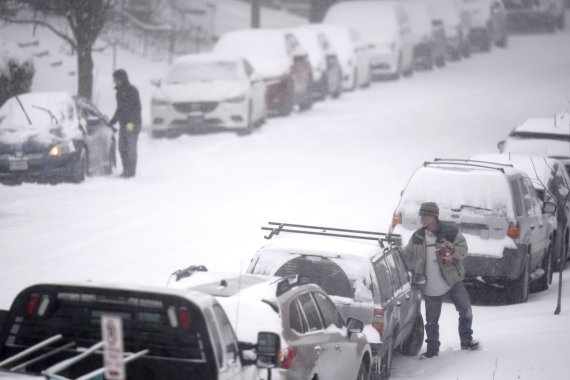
[401,222,468,288]
[110,80,142,130]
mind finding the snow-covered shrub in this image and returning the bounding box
[0,41,35,107]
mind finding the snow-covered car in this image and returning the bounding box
[150,53,267,137]
[246,223,424,380]
[426,0,473,60]
[302,24,372,91]
[323,0,415,80]
[0,92,116,184]
[169,269,371,380]
[0,282,276,380]
[498,114,570,176]
[503,0,565,32]
[462,0,508,51]
[289,28,342,101]
[390,159,556,304]
[404,0,447,70]
[213,29,313,117]
[471,153,570,271]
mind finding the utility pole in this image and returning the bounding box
[251,0,260,28]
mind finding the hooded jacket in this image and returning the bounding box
[110,70,142,129]
[401,222,468,288]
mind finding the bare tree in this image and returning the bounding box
[0,0,115,100]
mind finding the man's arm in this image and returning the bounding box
[451,232,468,261]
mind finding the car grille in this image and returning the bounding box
[173,102,217,114]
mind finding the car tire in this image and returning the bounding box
[505,254,530,304]
[534,246,553,292]
[356,358,370,380]
[379,338,393,380]
[71,148,87,184]
[399,313,424,356]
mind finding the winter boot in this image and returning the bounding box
[419,350,438,359]
[461,338,480,350]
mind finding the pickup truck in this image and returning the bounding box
[0,282,279,380]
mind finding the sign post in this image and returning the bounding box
[101,315,125,380]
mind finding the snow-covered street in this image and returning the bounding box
[2,11,570,380]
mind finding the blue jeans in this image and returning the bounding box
[424,282,473,353]
[118,127,139,177]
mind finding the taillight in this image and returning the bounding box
[507,222,520,242]
[279,346,297,369]
[372,308,385,338]
[178,307,190,330]
[26,294,40,315]
[390,211,402,232]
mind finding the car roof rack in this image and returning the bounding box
[0,334,148,380]
[262,222,401,249]
[424,159,508,173]
[433,158,514,167]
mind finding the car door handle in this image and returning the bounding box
[314,346,321,356]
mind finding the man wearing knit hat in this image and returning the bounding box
[402,201,479,359]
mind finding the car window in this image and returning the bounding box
[510,179,525,217]
[391,251,411,289]
[298,293,323,332]
[520,178,537,216]
[212,304,239,361]
[289,298,307,334]
[524,178,543,216]
[313,292,344,329]
[384,254,402,291]
[373,258,395,303]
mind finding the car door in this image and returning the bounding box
[211,304,242,379]
[525,178,551,266]
[388,251,416,342]
[372,257,398,347]
[520,178,546,268]
[77,99,114,174]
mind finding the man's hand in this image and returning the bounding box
[441,240,454,264]
[126,122,135,132]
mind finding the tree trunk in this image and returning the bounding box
[251,0,260,29]
[77,45,93,100]
[310,0,336,23]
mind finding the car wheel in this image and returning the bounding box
[399,313,424,356]
[534,246,553,292]
[379,338,393,380]
[356,358,370,380]
[505,255,530,304]
[71,148,87,184]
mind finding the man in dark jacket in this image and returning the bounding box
[402,202,479,359]
[109,69,142,178]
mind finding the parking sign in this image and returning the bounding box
[101,315,125,380]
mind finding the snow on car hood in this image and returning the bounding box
[153,81,248,103]
[0,126,68,153]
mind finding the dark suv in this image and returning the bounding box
[246,223,424,380]
[390,159,557,304]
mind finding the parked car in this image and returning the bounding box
[150,53,267,137]
[472,153,570,271]
[0,282,277,380]
[213,29,313,117]
[289,28,343,101]
[426,0,472,60]
[462,0,508,51]
[246,223,424,380]
[302,24,372,91]
[498,114,570,176]
[169,268,372,380]
[0,92,116,184]
[390,159,556,304]
[404,0,447,70]
[323,0,415,80]
[503,0,565,32]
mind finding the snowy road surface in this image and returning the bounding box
[2,22,570,380]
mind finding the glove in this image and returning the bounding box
[126,122,135,132]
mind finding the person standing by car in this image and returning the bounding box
[110,69,141,178]
[402,202,479,359]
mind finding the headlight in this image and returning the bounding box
[152,98,170,106]
[49,141,75,157]
[224,94,246,103]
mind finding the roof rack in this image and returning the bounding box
[262,222,401,249]
[433,158,514,168]
[424,160,506,173]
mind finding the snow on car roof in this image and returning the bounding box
[172,53,243,65]
[503,136,570,158]
[324,0,401,37]
[169,271,279,297]
[513,114,570,136]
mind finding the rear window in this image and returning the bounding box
[0,285,214,379]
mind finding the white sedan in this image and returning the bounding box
[150,53,267,137]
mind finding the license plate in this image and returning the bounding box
[9,160,28,171]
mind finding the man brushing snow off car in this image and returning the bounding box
[402,202,479,359]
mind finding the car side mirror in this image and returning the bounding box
[412,273,427,286]
[543,201,557,215]
[256,332,280,369]
[497,140,505,152]
[150,77,161,88]
[346,317,364,338]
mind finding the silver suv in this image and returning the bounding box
[246,223,424,380]
[169,269,372,380]
[390,159,557,304]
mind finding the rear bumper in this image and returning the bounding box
[463,245,527,283]
[0,154,78,183]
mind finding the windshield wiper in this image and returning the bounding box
[15,96,32,125]
[32,105,59,126]
[454,204,494,212]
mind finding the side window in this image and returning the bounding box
[525,178,543,216]
[298,293,323,332]
[313,292,344,329]
[520,179,537,216]
[511,179,525,217]
[373,258,395,303]
[212,304,239,361]
[391,251,412,289]
[203,308,224,368]
[289,299,307,334]
[384,254,402,291]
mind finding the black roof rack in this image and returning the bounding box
[261,222,401,249]
[424,160,506,173]
[433,158,514,167]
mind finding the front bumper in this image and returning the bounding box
[0,153,78,182]
[463,245,527,285]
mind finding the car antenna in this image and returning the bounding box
[15,96,32,125]
[32,105,59,125]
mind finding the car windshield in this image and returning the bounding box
[0,98,62,130]
[164,61,242,84]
